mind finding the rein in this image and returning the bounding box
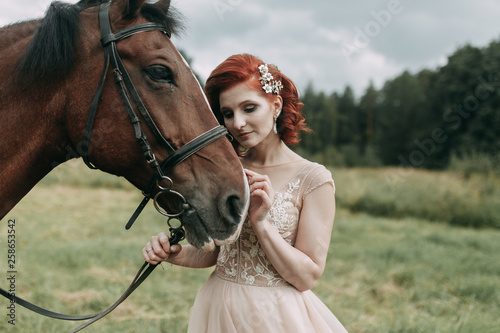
[0,1,228,331]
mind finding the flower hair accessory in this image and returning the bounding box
[258,64,283,95]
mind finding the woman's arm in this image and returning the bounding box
[246,169,335,292]
[143,232,219,268]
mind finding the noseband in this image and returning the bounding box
[0,1,229,331]
[80,0,228,230]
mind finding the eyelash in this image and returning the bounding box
[222,105,257,119]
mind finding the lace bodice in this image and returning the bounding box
[215,161,334,287]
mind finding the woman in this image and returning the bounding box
[143,54,347,332]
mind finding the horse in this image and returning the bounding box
[0,0,249,251]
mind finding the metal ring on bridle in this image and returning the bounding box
[153,189,188,218]
[166,216,183,230]
[156,175,173,191]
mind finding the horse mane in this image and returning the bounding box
[16,0,184,86]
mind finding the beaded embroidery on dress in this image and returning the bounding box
[215,162,335,287]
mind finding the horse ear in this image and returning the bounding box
[124,0,172,17]
[155,0,172,10]
[125,0,147,18]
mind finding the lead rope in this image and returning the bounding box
[0,226,185,332]
[67,227,185,333]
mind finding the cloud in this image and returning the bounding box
[2,0,500,97]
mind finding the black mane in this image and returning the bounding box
[16,0,184,85]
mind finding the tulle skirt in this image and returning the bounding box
[187,273,347,333]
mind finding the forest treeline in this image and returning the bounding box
[295,38,500,171]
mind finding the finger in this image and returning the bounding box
[149,233,171,257]
[244,168,267,177]
[247,172,270,185]
[245,170,267,182]
[250,188,273,204]
[142,247,149,262]
[143,247,160,265]
[244,169,265,184]
[157,232,171,251]
[250,180,273,194]
[170,244,182,253]
[244,168,258,176]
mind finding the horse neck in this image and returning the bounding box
[0,35,72,219]
[0,90,72,219]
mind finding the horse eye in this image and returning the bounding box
[145,65,175,84]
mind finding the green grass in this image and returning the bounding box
[1,161,499,332]
[334,167,500,229]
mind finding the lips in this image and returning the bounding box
[237,131,252,140]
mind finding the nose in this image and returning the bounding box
[233,113,246,130]
[219,192,246,227]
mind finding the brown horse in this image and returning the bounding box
[0,0,249,251]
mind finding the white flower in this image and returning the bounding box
[272,81,283,94]
[262,84,273,94]
[259,64,268,74]
[262,72,273,82]
[258,63,282,94]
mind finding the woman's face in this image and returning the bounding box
[219,82,281,149]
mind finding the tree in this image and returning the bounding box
[358,81,378,150]
[335,85,358,146]
[373,71,428,165]
[427,42,500,165]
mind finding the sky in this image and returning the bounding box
[2,0,500,97]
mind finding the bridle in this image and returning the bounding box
[81,0,228,230]
[0,1,228,331]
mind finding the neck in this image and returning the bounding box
[0,104,70,219]
[0,24,74,219]
[243,137,298,167]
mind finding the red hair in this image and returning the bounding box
[205,54,310,146]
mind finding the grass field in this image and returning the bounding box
[1,160,499,332]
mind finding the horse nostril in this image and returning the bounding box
[224,194,244,225]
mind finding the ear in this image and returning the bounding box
[273,96,283,118]
[125,0,147,18]
[108,0,146,22]
[155,0,172,10]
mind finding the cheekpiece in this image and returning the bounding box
[258,64,283,95]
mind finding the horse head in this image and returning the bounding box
[2,0,249,251]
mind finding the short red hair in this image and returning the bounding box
[205,54,310,146]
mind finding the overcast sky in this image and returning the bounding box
[2,0,500,97]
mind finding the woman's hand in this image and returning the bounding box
[142,232,181,265]
[245,169,274,227]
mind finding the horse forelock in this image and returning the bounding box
[141,2,185,36]
[14,0,184,87]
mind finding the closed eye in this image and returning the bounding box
[145,65,175,84]
[244,105,256,112]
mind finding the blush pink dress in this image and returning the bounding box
[188,161,347,332]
